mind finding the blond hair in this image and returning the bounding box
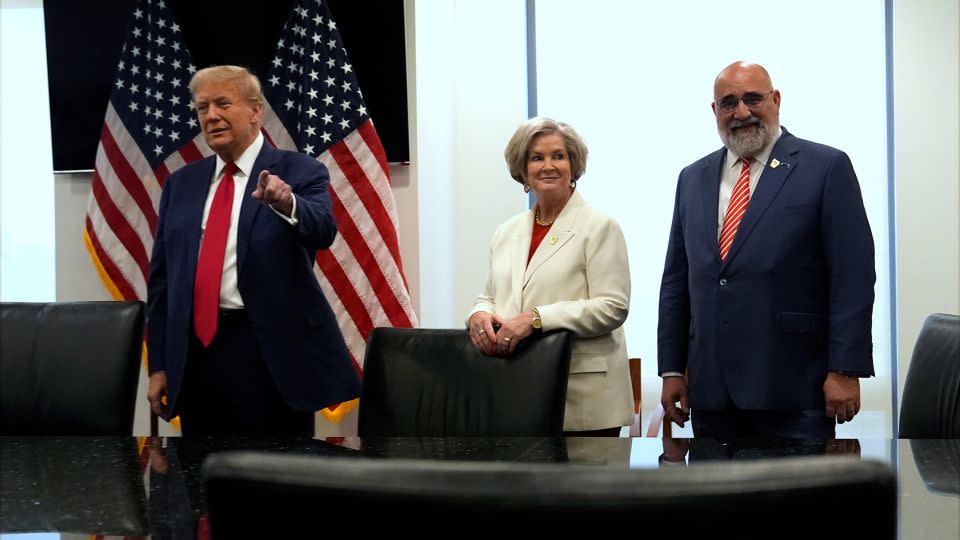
[503,117,588,185]
[189,65,264,107]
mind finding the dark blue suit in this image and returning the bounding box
[658,128,875,415]
[147,143,361,422]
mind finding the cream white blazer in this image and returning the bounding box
[469,191,634,431]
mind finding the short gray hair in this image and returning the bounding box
[503,117,588,185]
[189,65,264,107]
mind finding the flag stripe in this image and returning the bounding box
[85,196,148,299]
[85,217,139,301]
[83,229,124,301]
[89,170,151,281]
[358,120,389,177]
[342,127,410,292]
[328,138,405,271]
[316,249,374,339]
[345,125,401,233]
[104,103,163,213]
[94,142,155,253]
[313,261,367,366]
[176,139,205,166]
[323,161,412,328]
[327,188,409,327]
[260,101,297,150]
[155,163,171,189]
[100,124,157,232]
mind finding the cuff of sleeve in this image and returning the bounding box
[830,370,867,378]
[465,305,494,328]
[270,194,299,225]
[661,371,684,378]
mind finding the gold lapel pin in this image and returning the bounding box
[550,235,558,245]
[770,158,781,169]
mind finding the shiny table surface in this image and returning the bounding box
[0,436,956,538]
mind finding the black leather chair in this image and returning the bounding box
[899,313,960,438]
[203,451,897,537]
[0,301,145,435]
[358,328,572,436]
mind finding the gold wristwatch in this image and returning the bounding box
[531,307,542,330]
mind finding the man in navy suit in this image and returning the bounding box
[146,65,360,435]
[657,61,875,440]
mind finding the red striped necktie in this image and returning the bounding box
[193,162,238,347]
[719,157,751,261]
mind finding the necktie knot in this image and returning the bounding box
[222,162,239,177]
[741,157,752,169]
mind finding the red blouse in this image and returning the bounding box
[528,221,553,264]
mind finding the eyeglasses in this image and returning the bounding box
[715,90,775,112]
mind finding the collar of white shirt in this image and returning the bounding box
[214,132,265,180]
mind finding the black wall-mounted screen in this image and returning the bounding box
[43,0,408,171]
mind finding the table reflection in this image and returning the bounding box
[0,437,148,536]
[0,435,956,539]
[658,436,864,464]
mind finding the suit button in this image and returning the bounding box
[719,278,728,286]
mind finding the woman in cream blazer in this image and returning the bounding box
[467,117,633,435]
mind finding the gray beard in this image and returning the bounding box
[725,122,770,157]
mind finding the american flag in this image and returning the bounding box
[85,0,203,302]
[260,0,417,422]
[85,0,417,426]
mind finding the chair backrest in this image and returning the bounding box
[899,313,960,438]
[203,451,897,538]
[358,327,572,436]
[0,301,145,435]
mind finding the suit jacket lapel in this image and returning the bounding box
[508,212,532,314]
[184,157,218,282]
[237,144,277,273]
[721,129,800,268]
[699,150,726,264]
[523,191,581,289]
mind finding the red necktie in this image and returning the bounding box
[193,162,238,347]
[719,158,751,261]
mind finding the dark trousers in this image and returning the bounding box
[177,310,314,436]
[692,407,836,441]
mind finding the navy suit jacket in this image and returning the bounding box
[657,128,875,411]
[147,144,361,419]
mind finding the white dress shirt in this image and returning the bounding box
[201,133,299,309]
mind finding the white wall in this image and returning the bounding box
[409,0,530,328]
[893,0,960,407]
[0,0,55,302]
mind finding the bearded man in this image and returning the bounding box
[656,61,876,440]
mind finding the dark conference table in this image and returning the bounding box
[0,436,956,538]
